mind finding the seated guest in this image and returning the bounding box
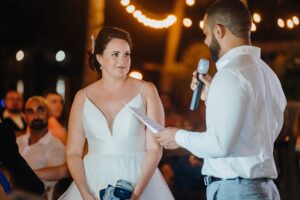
[1,91,26,136]
[0,122,45,196]
[44,90,67,145]
[16,96,68,200]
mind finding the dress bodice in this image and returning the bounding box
[59,92,175,200]
[82,94,146,155]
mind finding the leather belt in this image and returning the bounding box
[204,176,227,186]
[204,176,270,186]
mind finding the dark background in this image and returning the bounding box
[0,0,300,101]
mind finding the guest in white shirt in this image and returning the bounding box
[155,0,286,200]
[17,96,69,200]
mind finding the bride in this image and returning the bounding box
[59,27,174,200]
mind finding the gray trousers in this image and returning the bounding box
[206,178,280,200]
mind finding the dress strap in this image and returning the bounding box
[139,81,145,94]
[138,81,147,111]
[83,88,88,97]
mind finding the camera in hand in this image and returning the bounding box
[99,179,134,200]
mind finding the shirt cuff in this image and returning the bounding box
[175,129,189,148]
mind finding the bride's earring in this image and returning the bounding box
[96,55,103,70]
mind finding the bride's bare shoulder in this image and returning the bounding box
[72,80,100,102]
[84,80,101,91]
[142,81,157,94]
[128,77,156,90]
[71,89,85,104]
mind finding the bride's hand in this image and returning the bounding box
[82,192,97,200]
[130,192,140,200]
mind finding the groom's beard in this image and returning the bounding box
[209,34,221,62]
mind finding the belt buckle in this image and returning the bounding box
[204,176,212,186]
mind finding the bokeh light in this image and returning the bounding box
[16,50,24,61]
[129,71,143,80]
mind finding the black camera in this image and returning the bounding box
[99,179,134,200]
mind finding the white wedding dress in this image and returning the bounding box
[59,93,174,200]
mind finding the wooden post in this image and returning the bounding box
[82,0,105,86]
[161,0,185,92]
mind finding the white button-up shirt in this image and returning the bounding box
[17,132,65,170]
[175,46,286,179]
[17,131,65,199]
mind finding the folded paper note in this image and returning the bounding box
[125,105,164,134]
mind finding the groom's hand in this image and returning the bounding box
[154,127,180,149]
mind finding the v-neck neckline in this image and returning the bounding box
[85,93,141,136]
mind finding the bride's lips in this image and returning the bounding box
[116,66,127,70]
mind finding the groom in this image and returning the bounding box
[154,0,286,199]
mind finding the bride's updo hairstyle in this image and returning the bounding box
[88,27,133,73]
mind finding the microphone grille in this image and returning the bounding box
[197,58,209,74]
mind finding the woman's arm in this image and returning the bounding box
[66,90,96,200]
[132,82,164,199]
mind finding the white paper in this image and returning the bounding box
[125,105,164,134]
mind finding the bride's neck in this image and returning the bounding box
[100,76,128,89]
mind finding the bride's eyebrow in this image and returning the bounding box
[111,50,119,53]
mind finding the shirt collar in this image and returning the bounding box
[26,131,52,146]
[3,110,10,118]
[3,110,23,119]
[216,45,261,71]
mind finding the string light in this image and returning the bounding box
[126,5,135,13]
[253,13,261,23]
[183,18,192,27]
[121,1,176,29]
[186,0,195,6]
[287,19,294,29]
[277,18,285,28]
[276,16,300,29]
[292,16,299,25]
[120,0,130,6]
[119,1,298,31]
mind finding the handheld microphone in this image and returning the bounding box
[190,58,209,110]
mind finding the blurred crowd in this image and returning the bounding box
[0,90,71,200]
